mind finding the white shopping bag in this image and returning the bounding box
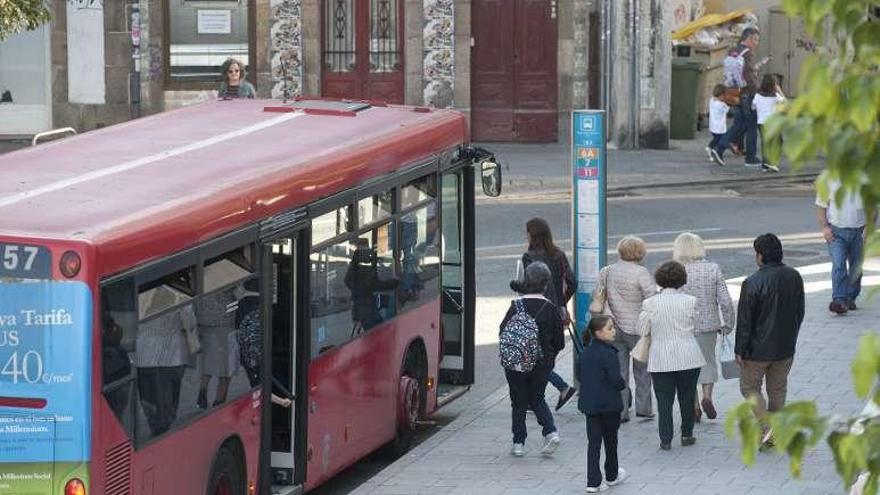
[719,333,740,380]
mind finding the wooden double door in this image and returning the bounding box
[471,0,559,142]
[321,0,405,103]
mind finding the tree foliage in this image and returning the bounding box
[729,1,880,493]
[0,0,51,42]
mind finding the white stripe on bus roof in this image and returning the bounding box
[0,112,304,209]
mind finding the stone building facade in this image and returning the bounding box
[1,0,605,144]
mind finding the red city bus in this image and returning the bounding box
[0,98,499,495]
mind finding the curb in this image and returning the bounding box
[499,171,819,196]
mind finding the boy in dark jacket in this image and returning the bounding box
[578,315,628,492]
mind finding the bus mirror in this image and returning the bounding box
[480,160,502,197]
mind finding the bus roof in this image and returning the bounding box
[0,99,467,278]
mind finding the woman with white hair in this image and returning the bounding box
[673,232,735,421]
[594,236,656,422]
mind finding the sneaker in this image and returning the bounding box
[681,436,697,447]
[541,432,560,457]
[709,148,725,166]
[705,146,713,162]
[555,386,576,411]
[606,468,627,486]
[829,301,848,315]
[744,160,762,168]
[586,484,609,493]
[659,441,672,451]
[635,412,655,419]
[761,163,780,172]
[511,443,525,457]
[848,300,858,311]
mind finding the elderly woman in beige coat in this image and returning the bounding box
[596,236,656,422]
[673,233,735,422]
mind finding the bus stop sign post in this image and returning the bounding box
[571,110,607,364]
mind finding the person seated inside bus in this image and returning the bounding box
[195,286,239,409]
[345,238,398,335]
[233,280,292,408]
[135,288,195,436]
[218,58,255,99]
[102,316,132,419]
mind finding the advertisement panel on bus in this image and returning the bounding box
[0,242,92,494]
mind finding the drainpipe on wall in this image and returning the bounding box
[130,3,141,119]
[629,0,639,149]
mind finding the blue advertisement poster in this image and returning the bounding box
[571,111,607,348]
[0,281,92,492]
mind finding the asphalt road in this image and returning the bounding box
[310,180,822,494]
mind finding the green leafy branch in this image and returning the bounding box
[0,0,52,42]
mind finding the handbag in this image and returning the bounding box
[719,333,740,379]
[722,87,741,106]
[589,267,609,315]
[631,332,651,363]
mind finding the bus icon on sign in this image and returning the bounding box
[581,116,595,132]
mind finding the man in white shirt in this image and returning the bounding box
[815,181,872,314]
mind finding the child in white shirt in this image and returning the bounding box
[706,84,729,164]
[752,74,786,172]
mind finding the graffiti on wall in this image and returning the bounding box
[423,0,454,108]
[67,0,103,10]
[270,0,303,99]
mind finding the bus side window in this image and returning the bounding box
[134,267,197,444]
[101,278,137,436]
[309,239,355,358]
[398,202,439,310]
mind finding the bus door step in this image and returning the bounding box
[271,485,303,495]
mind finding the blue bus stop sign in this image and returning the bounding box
[571,110,607,352]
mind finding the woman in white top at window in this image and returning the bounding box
[752,74,786,173]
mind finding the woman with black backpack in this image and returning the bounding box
[500,261,565,458]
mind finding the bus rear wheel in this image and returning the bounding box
[206,446,245,495]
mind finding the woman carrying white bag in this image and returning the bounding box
[673,233,735,422]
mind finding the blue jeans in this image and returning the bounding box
[548,370,570,392]
[505,362,556,443]
[715,94,757,161]
[828,225,864,303]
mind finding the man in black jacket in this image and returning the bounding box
[736,233,805,423]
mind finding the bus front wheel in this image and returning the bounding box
[384,374,421,458]
[206,445,245,495]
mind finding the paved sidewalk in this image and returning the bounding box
[486,130,823,194]
[352,261,880,495]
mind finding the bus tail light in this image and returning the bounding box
[64,478,86,495]
[59,251,82,278]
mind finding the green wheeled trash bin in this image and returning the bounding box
[670,60,702,140]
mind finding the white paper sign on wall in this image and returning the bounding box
[67,0,106,105]
[198,10,232,34]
